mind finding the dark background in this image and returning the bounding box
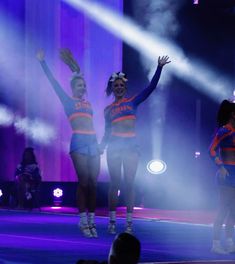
[122,0,235,209]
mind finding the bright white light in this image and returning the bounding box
[232,90,235,103]
[193,0,199,4]
[0,105,14,126]
[0,189,3,197]
[195,151,201,158]
[133,207,144,210]
[53,188,63,198]
[147,159,167,174]
[63,0,233,102]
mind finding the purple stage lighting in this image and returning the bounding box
[193,0,199,4]
[195,151,201,158]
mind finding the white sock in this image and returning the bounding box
[109,211,116,222]
[88,212,95,225]
[79,212,88,226]
[126,212,132,223]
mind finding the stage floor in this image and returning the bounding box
[0,208,235,264]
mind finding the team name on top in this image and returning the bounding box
[110,105,133,118]
[75,100,91,110]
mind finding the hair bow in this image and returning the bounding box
[110,72,128,82]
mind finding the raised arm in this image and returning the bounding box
[133,56,170,106]
[36,49,70,104]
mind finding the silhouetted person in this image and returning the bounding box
[15,147,41,209]
[209,99,235,253]
[76,232,140,264]
[108,232,141,264]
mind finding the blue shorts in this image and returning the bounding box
[70,134,99,156]
[107,136,140,154]
[217,165,235,187]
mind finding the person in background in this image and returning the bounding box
[15,147,41,209]
[209,99,235,254]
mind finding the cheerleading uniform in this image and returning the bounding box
[100,65,163,152]
[209,123,235,187]
[40,61,98,155]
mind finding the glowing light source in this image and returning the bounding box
[195,151,201,158]
[193,0,199,4]
[53,188,63,198]
[53,188,63,207]
[147,159,167,174]
[133,207,144,210]
[0,189,3,205]
[231,90,235,103]
[51,206,62,209]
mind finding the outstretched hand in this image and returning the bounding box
[60,48,80,73]
[36,49,45,61]
[158,56,171,67]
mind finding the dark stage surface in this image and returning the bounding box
[1,209,235,264]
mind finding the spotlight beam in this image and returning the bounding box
[62,0,233,102]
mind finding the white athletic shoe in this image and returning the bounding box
[79,223,93,238]
[89,224,98,238]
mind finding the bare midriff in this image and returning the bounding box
[70,116,95,133]
[111,119,136,135]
